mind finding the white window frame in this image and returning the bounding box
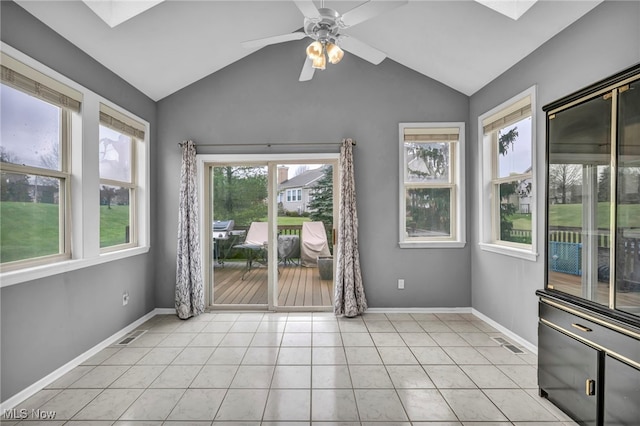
[99,104,144,253]
[286,188,302,202]
[478,85,538,261]
[0,43,150,287]
[399,122,466,249]
[0,89,71,270]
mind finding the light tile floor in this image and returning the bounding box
[2,312,579,425]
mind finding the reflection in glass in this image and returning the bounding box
[405,188,451,238]
[497,117,532,178]
[99,125,132,182]
[0,173,61,263]
[498,179,532,244]
[100,185,130,248]
[616,80,640,314]
[0,84,61,170]
[547,94,611,306]
[405,142,450,183]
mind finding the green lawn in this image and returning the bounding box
[510,213,532,231]
[549,203,640,228]
[100,205,130,248]
[506,202,640,231]
[258,216,311,226]
[0,201,130,263]
[0,201,60,263]
[275,216,311,226]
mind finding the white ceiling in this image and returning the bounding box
[15,0,602,101]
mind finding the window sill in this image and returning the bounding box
[399,241,467,249]
[0,246,150,288]
[479,242,538,261]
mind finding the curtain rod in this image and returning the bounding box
[177,141,356,148]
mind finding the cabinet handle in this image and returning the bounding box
[571,323,592,332]
[585,379,596,396]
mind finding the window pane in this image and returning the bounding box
[497,116,532,178]
[100,185,130,248]
[498,179,532,244]
[405,188,451,238]
[0,84,61,171]
[1,173,61,263]
[405,142,450,183]
[547,94,611,306]
[99,125,132,182]
[616,78,640,314]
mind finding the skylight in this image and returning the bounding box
[83,0,165,28]
[475,0,538,20]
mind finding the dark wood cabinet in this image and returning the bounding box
[538,323,599,425]
[540,60,640,426]
[537,295,640,426]
[604,355,640,426]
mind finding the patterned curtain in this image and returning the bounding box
[334,138,368,317]
[175,140,205,319]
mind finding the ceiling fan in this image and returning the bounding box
[241,0,408,81]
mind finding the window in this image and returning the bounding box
[0,47,150,286]
[0,55,80,269]
[479,86,537,260]
[286,188,301,202]
[99,104,144,250]
[399,122,465,248]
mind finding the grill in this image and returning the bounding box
[213,220,234,240]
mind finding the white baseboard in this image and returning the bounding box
[366,307,473,313]
[0,308,167,411]
[472,308,538,355]
[154,308,177,315]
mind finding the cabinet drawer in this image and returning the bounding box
[539,301,640,365]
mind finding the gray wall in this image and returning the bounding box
[156,38,471,309]
[469,0,640,345]
[0,1,157,402]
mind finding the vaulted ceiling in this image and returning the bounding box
[15,0,602,101]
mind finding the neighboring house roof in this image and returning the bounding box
[278,168,325,191]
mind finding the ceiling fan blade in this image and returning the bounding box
[241,32,307,49]
[339,36,386,65]
[340,0,408,28]
[299,57,315,82]
[293,0,320,19]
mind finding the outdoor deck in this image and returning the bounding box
[549,271,640,310]
[212,261,333,307]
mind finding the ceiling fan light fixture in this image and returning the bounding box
[312,54,326,70]
[306,40,323,60]
[326,42,344,64]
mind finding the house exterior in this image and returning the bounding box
[276,167,324,214]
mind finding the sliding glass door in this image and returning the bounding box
[275,162,336,309]
[210,164,269,307]
[203,155,339,310]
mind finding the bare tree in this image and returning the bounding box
[293,165,309,177]
[549,164,581,204]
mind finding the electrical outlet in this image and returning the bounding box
[122,291,129,306]
[398,279,405,290]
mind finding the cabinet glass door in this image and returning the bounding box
[616,79,640,315]
[548,94,612,306]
